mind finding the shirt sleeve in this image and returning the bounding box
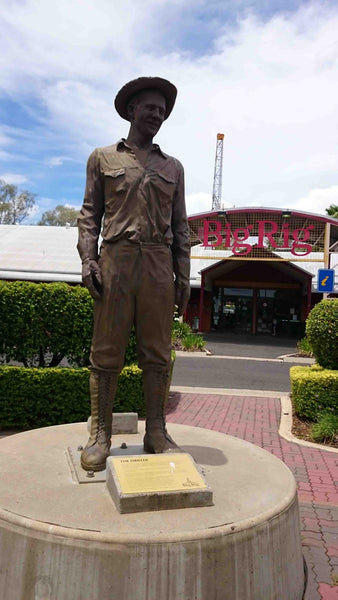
[171,160,190,285]
[77,149,105,262]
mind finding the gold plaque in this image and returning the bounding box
[111,453,207,494]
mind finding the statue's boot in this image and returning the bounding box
[143,370,180,453]
[81,369,118,471]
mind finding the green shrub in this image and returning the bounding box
[0,364,144,429]
[306,299,338,369]
[172,319,192,341]
[296,337,314,357]
[124,328,137,365]
[181,333,206,351]
[172,319,206,351]
[310,412,338,444]
[290,365,338,420]
[0,281,93,367]
[0,281,138,368]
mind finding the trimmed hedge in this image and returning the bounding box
[0,280,138,367]
[0,281,93,367]
[0,365,144,429]
[290,365,338,420]
[306,299,338,370]
[0,281,193,367]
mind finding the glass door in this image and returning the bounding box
[213,288,253,333]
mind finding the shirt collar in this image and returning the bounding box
[117,138,167,159]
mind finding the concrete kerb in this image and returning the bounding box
[278,355,315,365]
[175,351,282,363]
[279,394,338,454]
[170,385,283,397]
[175,350,315,364]
[170,386,338,455]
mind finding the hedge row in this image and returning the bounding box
[0,281,140,367]
[0,365,144,429]
[290,365,338,420]
[0,281,194,367]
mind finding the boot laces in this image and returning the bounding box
[96,373,113,443]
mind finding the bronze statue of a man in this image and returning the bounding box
[77,77,190,471]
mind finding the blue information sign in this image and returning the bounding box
[317,269,335,293]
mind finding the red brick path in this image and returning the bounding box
[166,392,338,600]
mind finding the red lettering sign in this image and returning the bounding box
[200,220,314,256]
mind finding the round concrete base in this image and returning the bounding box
[0,423,304,600]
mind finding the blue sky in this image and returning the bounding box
[0,0,337,223]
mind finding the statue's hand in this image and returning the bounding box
[82,259,103,300]
[174,280,190,316]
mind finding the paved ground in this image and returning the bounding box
[203,331,299,358]
[172,354,301,392]
[2,332,336,598]
[166,390,338,600]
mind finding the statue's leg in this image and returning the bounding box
[135,245,179,453]
[81,369,118,471]
[142,369,179,453]
[81,241,137,471]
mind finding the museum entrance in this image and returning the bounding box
[212,288,253,333]
[212,287,303,337]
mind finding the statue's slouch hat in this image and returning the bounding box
[114,76,177,121]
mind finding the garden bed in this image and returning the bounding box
[291,400,338,449]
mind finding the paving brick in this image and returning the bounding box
[313,562,336,586]
[304,566,321,600]
[323,532,338,546]
[303,517,320,530]
[315,508,336,521]
[303,538,325,548]
[300,483,314,492]
[320,520,338,533]
[299,491,316,502]
[317,583,338,599]
[168,391,338,599]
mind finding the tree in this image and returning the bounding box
[38,204,79,226]
[326,205,338,219]
[0,179,36,224]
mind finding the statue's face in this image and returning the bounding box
[129,89,166,138]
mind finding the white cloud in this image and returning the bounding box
[293,186,338,216]
[186,193,212,216]
[0,1,337,216]
[65,203,81,210]
[46,157,65,167]
[46,155,77,167]
[0,131,12,146]
[0,173,28,185]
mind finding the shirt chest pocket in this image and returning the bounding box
[152,171,176,206]
[103,168,128,197]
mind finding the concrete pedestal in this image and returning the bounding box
[0,422,305,600]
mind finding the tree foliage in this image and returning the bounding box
[0,179,36,224]
[325,204,338,219]
[306,299,338,370]
[38,204,79,226]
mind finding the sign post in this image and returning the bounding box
[317,269,335,294]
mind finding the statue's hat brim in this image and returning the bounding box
[114,77,177,121]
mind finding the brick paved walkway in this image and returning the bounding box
[166,391,338,600]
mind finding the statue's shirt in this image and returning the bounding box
[77,139,189,267]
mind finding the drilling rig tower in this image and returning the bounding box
[212,133,224,211]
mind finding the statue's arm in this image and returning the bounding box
[171,161,191,316]
[77,149,105,298]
